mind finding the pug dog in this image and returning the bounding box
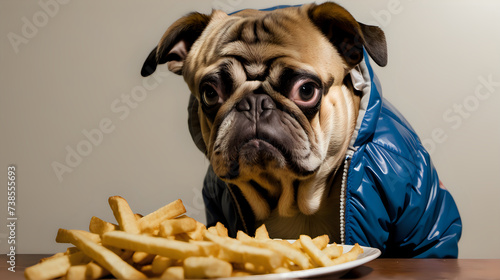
[140,1,462,254]
[141,2,386,240]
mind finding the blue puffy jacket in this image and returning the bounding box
[343,53,462,258]
[201,50,462,258]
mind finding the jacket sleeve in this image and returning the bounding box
[345,140,462,258]
[392,148,462,258]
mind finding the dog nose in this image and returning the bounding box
[236,92,275,119]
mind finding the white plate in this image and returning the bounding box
[223,244,381,279]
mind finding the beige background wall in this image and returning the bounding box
[1,0,499,258]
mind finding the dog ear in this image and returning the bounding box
[307,2,387,67]
[141,12,211,77]
[187,94,207,154]
[357,22,388,67]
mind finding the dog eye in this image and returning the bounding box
[201,84,221,107]
[299,83,316,100]
[289,80,321,107]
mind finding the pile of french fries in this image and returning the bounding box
[25,196,363,279]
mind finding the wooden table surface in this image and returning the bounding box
[1,255,499,279]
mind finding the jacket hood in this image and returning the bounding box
[348,50,383,151]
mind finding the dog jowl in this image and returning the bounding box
[141,2,387,240]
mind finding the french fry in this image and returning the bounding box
[274,267,291,274]
[138,199,186,234]
[231,270,252,277]
[102,230,203,259]
[140,264,155,277]
[161,266,184,279]
[173,232,191,242]
[25,251,88,280]
[205,231,284,271]
[264,240,313,270]
[312,234,329,250]
[215,221,229,237]
[189,240,219,257]
[56,229,101,244]
[66,247,80,255]
[120,249,135,262]
[323,243,343,259]
[186,221,206,241]
[254,224,270,240]
[151,255,176,275]
[135,213,144,219]
[284,234,329,252]
[159,215,197,237]
[56,228,147,279]
[89,216,119,235]
[299,235,334,267]
[66,264,87,280]
[207,225,219,236]
[234,262,267,274]
[236,230,251,242]
[85,262,110,280]
[133,251,156,265]
[291,239,302,250]
[237,231,311,270]
[331,243,363,265]
[183,256,232,279]
[39,252,66,263]
[108,196,141,234]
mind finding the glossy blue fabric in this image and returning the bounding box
[201,4,462,258]
[344,55,462,258]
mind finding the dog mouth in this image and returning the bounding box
[238,138,287,168]
[216,135,316,180]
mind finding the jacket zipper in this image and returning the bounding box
[340,149,355,244]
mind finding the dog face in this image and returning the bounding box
[142,2,387,222]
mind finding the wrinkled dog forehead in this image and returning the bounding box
[204,6,320,55]
[185,7,340,74]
